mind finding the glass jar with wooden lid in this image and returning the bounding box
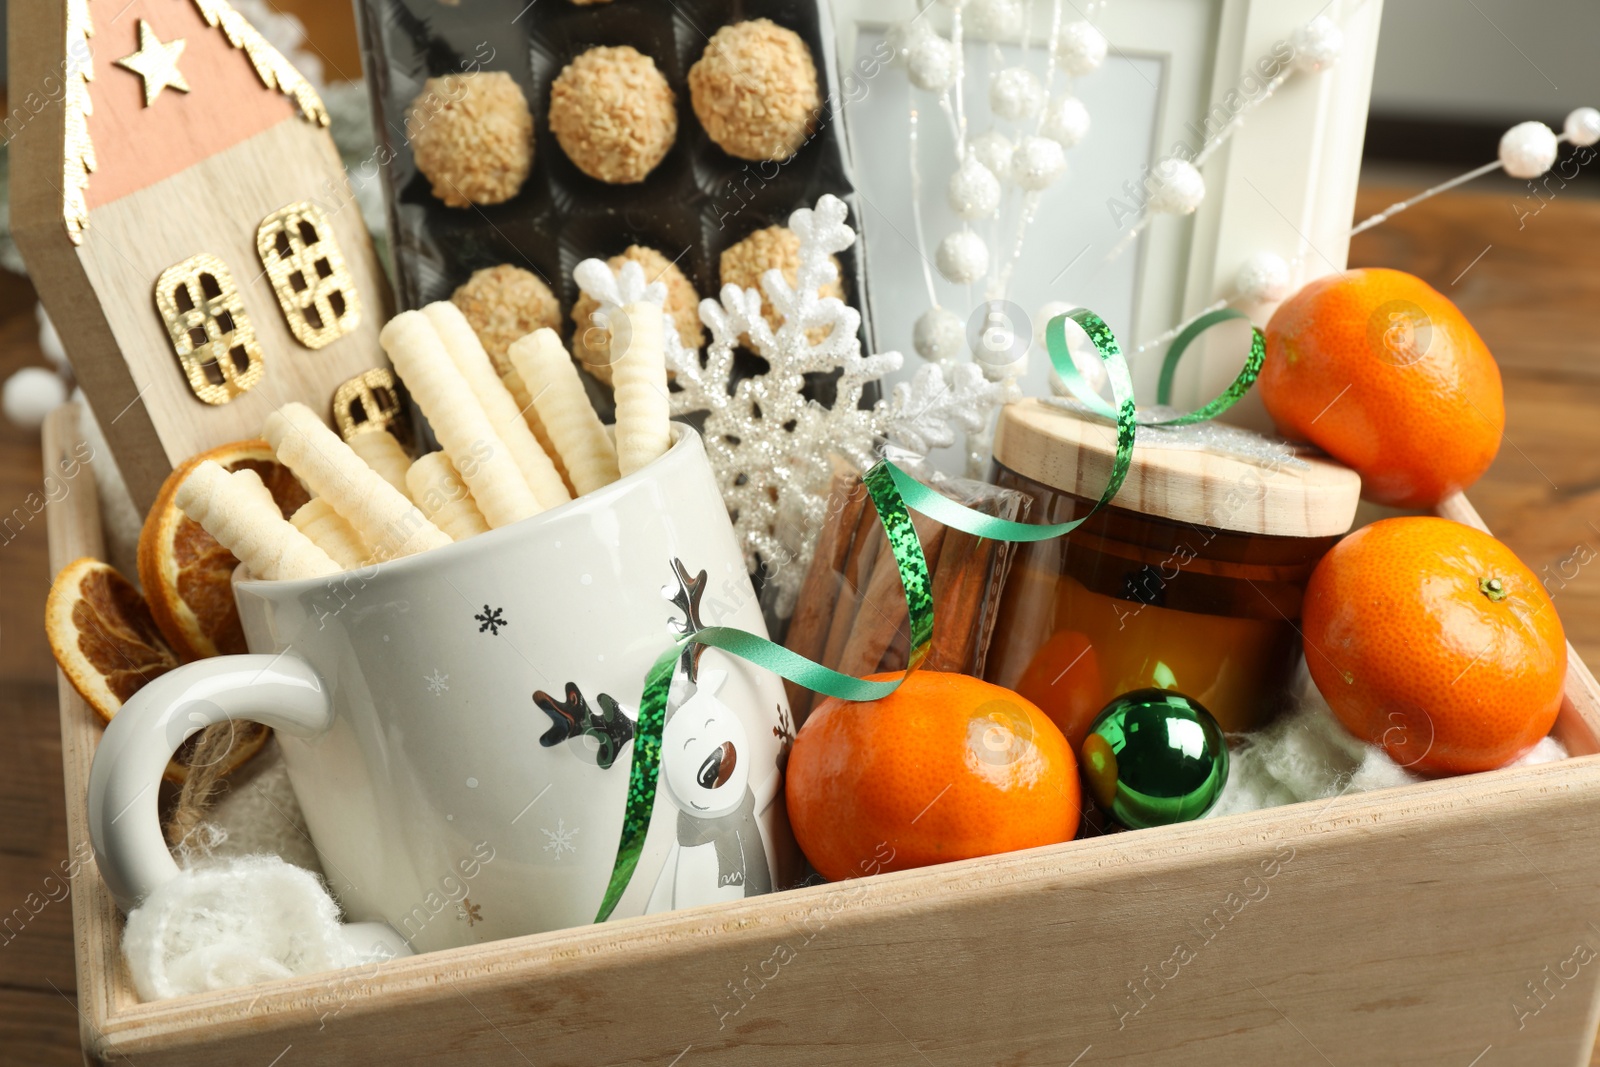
[985,398,1361,747]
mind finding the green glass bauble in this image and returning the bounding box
[1081,689,1229,830]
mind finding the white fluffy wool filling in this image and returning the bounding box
[1209,662,1568,819]
[122,855,363,1002]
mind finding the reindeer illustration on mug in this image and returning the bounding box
[533,559,777,913]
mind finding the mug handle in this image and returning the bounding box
[87,653,412,959]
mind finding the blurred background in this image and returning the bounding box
[1365,0,1600,177]
[0,1,1598,1063]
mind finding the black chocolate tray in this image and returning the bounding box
[354,0,874,361]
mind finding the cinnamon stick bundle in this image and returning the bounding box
[781,466,1031,721]
[837,512,945,679]
[783,468,869,714]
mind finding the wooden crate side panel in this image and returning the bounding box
[41,405,140,1060]
[87,759,1600,1067]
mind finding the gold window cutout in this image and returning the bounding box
[333,367,409,445]
[153,254,265,406]
[256,201,361,349]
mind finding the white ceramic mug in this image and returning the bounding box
[89,426,798,953]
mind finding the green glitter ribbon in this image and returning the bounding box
[593,307,1264,922]
[593,647,674,922]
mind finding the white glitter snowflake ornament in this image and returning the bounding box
[575,195,1015,617]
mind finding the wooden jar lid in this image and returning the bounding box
[992,399,1362,539]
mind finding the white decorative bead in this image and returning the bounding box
[886,20,933,65]
[948,155,1003,220]
[1234,251,1292,304]
[967,0,1025,41]
[936,230,990,284]
[1565,107,1600,148]
[1041,95,1091,147]
[979,346,1028,382]
[914,307,967,362]
[972,300,1030,380]
[1146,158,1205,215]
[1291,16,1344,73]
[1009,136,1067,191]
[1036,301,1109,398]
[908,35,958,92]
[2,367,68,430]
[971,130,1015,183]
[1054,21,1107,77]
[989,66,1044,123]
[1500,121,1559,179]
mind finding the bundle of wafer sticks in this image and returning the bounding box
[176,299,673,580]
[782,467,1032,721]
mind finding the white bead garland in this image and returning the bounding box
[914,306,967,362]
[989,66,1044,123]
[1147,157,1206,215]
[1500,121,1559,179]
[1010,136,1067,191]
[1054,20,1107,77]
[971,130,1015,184]
[937,229,990,284]
[1290,15,1343,73]
[1235,251,1292,304]
[1565,107,1600,148]
[948,154,1003,220]
[908,35,958,93]
[1041,95,1091,147]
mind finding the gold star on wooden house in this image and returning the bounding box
[116,20,191,107]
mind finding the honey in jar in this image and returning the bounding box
[986,399,1361,747]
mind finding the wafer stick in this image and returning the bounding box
[422,301,571,510]
[380,311,542,528]
[290,498,371,570]
[348,430,412,499]
[264,402,451,560]
[500,365,573,492]
[176,462,339,581]
[610,302,671,476]
[406,452,491,541]
[507,329,620,495]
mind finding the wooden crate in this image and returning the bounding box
[44,403,1600,1067]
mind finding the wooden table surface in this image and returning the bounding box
[2,183,1599,1063]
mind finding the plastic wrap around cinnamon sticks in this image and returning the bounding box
[784,466,1031,721]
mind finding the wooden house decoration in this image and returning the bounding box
[10,0,394,511]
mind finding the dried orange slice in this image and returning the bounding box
[46,558,268,783]
[48,558,179,722]
[138,439,310,660]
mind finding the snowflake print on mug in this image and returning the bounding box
[475,605,508,635]
[542,818,579,858]
[424,669,450,694]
